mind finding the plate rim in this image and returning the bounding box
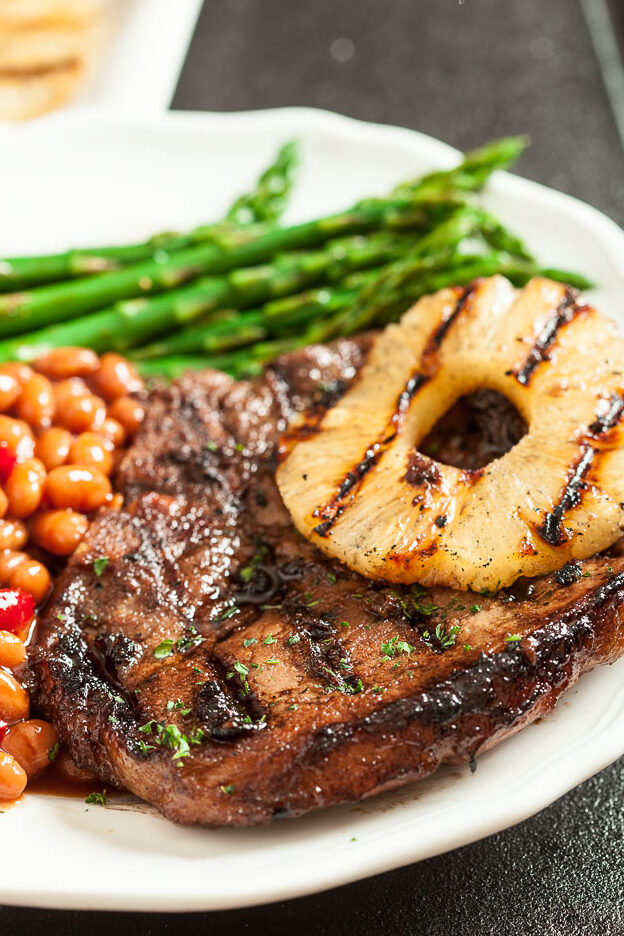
[2,105,624,913]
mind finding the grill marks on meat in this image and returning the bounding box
[31,339,624,827]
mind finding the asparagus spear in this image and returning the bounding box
[306,252,593,343]
[129,207,488,360]
[225,140,299,225]
[0,142,300,293]
[0,196,463,339]
[393,135,528,200]
[134,248,592,384]
[0,230,421,362]
[0,135,523,295]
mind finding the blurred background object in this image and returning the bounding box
[0,0,202,120]
[0,0,109,120]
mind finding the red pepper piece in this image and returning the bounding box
[0,444,16,484]
[0,588,35,634]
[0,719,7,745]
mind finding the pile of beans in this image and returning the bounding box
[0,347,145,802]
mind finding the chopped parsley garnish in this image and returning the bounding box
[327,571,337,585]
[48,742,60,763]
[189,727,206,745]
[154,628,203,659]
[93,556,109,577]
[176,626,203,654]
[219,606,240,621]
[265,658,279,665]
[85,790,107,806]
[288,634,300,645]
[371,686,386,694]
[422,623,460,650]
[412,598,439,616]
[380,635,415,660]
[220,784,235,795]
[138,721,198,763]
[479,581,501,596]
[205,440,219,452]
[463,644,473,652]
[505,633,522,642]
[243,637,257,647]
[341,621,350,628]
[167,699,191,715]
[392,586,438,617]
[227,660,250,693]
[263,635,277,645]
[153,639,174,659]
[330,678,364,695]
[469,604,482,614]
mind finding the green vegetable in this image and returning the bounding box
[153,639,174,659]
[0,195,455,339]
[226,140,299,225]
[92,556,109,578]
[0,141,299,292]
[85,790,107,806]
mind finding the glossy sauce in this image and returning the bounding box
[27,760,123,800]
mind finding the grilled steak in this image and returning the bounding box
[31,340,624,826]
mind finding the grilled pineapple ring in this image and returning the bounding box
[277,275,624,592]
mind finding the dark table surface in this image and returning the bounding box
[5,1,624,933]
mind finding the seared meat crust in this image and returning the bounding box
[31,339,624,826]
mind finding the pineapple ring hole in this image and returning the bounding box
[419,389,527,472]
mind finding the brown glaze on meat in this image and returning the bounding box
[30,340,624,827]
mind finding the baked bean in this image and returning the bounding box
[0,551,28,583]
[5,458,46,518]
[107,397,145,437]
[0,519,28,551]
[16,373,56,430]
[0,373,20,412]
[0,363,33,387]
[35,426,72,471]
[53,377,89,410]
[34,347,99,380]
[0,750,27,800]
[0,416,34,460]
[3,719,58,778]
[0,668,30,722]
[30,509,88,556]
[57,394,106,433]
[96,353,143,400]
[0,630,26,668]
[99,417,125,447]
[56,748,96,783]
[45,465,111,513]
[69,432,114,475]
[9,559,51,604]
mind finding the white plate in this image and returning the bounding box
[1,108,624,912]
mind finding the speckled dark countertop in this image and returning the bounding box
[4,1,624,933]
